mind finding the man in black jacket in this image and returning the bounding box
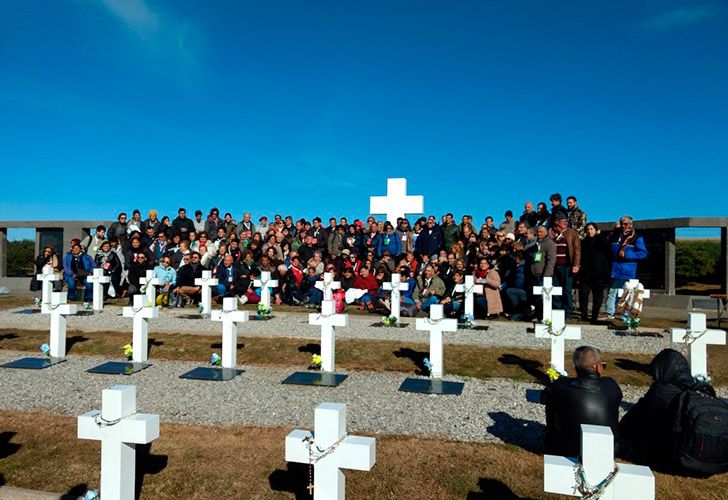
[172,207,195,240]
[542,346,622,457]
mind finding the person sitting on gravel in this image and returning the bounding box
[542,345,622,457]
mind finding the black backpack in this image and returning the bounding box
[671,384,728,475]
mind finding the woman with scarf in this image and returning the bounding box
[604,215,648,319]
[94,240,122,299]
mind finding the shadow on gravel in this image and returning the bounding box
[614,358,651,375]
[63,484,88,499]
[14,309,40,315]
[486,412,544,454]
[298,343,320,355]
[210,342,245,350]
[0,473,4,486]
[135,443,168,500]
[0,431,21,459]
[393,348,429,376]
[466,477,534,499]
[147,338,164,356]
[67,335,89,353]
[0,332,20,342]
[497,354,549,385]
[268,462,309,500]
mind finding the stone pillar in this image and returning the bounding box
[721,227,728,294]
[0,227,7,278]
[664,228,676,295]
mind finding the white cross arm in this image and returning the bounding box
[332,437,376,471]
[78,411,160,444]
[123,306,159,319]
[195,276,219,286]
[285,429,314,463]
[309,312,349,328]
[41,303,77,315]
[383,282,408,291]
[211,310,249,322]
[415,317,458,333]
[544,455,654,497]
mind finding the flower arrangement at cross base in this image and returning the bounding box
[198,304,205,314]
[310,354,322,370]
[82,490,98,500]
[257,303,272,318]
[462,314,474,329]
[623,314,641,333]
[382,315,398,327]
[423,357,433,375]
[123,344,133,360]
[34,297,41,307]
[546,364,568,382]
[694,373,712,384]
[210,353,222,366]
[40,343,50,357]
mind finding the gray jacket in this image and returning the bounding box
[528,237,556,278]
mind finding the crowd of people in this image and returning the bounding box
[32,194,648,320]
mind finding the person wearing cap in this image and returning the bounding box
[142,209,160,234]
[550,212,581,318]
[258,215,268,230]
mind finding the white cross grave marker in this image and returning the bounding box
[533,277,562,321]
[383,273,409,319]
[544,424,654,499]
[535,309,581,375]
[455,275,484,318]
[122,295,159,363]
[37,264,62,307]
[671,312,726,378]
[415,304,457,378]
[286,402,375,500]
[369,177,424,224]
[195,270,219,315]
[253,271,278,308]
[617,279,651,315]
[78,385,160,500]
[309,300,348,373]
[139,270,161,307]
[40,292,77,358]
[315,272,341,301]
[87,268,110,312]
[211,297,249,369]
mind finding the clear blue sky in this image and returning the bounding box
[1,1,726,237]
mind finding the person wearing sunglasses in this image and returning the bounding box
[541,345,622,458]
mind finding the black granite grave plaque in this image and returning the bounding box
[179,366,243,381]
[282,371,348,387]
[86,361,150,375]
[0,357,66,370]
[398,377,464,395]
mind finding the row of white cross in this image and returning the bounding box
[39,274,726,383]
[79,383,656,500]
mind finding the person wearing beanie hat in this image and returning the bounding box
[143,210,161,234]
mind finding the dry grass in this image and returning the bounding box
[1,411,727,499]
[4,328,726,386]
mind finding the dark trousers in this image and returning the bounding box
[552,265,574,315]
[579,278,605,322]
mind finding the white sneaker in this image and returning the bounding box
[238,295,249,305]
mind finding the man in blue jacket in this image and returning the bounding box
[604,215,648,319]
[63,243,95,303]
[415,216,444,259]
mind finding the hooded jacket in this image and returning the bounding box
[619,349,714,465]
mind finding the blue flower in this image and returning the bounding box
[40,343,50,356]
[210,353,221,366]
[423,357,433,372]
[83,490,98,500]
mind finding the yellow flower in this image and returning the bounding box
[311,354,322,368]
[546,367,561,382]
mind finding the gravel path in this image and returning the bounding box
[1,305,674,355]
[0,351,602,448]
